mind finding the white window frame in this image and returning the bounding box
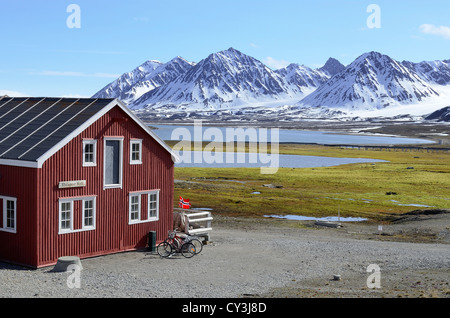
[128,190,159,225]
[82,139,97,167]
[129,194,141,224]
[103,137,123,189]
[130,139,143,165]
[58,196,96,234]
[0,196,17,234]
[59,200,73,233]
[82,198,96,230]
[148,191,159,220]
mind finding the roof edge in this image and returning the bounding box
[34,98,178,168]
[0,158,39,168]
[112,99,180,163]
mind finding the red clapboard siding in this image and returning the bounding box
[33,105,174,267]
[0,165,38,267]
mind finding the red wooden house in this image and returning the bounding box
[0,97,177,268]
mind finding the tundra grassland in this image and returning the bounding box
[171,142,450,222]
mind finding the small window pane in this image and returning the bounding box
[131,142,141,163]
[61,202,71,230]
[148,193,157,218]
[130,195,140,221]
[6,200,15,229]
[83,141,96,165]
[84,200,94,227]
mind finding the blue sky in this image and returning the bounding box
[1,0,450,97]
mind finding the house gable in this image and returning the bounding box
[0,97,178,168]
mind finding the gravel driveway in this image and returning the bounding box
[0,216,449,298]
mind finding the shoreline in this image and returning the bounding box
[144,119,449,146]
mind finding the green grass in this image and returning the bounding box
[173,144,450,221]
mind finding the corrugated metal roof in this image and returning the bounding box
[0,97,113,162]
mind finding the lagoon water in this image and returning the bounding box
[264,215,368,222]
[152,124,423,168]
[174,151,387,168]
[151,124,434,145]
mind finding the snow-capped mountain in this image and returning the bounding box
[93,57,195,105]
[92,48,450,119]
[299,51,440,110]
[319,57,346,77]
[274,63,330,93]
[265,58,346,101]
[425,105,450,121]
[402,59,450,86]
[132,48,313,110]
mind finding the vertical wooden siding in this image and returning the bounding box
[0,165,38,266]
[37,106,174,267]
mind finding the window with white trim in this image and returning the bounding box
[104,137,123,189]
[1,196,17,233]
[83,199,95,229]
[82,140,97,167]
[59,196,96,234]
[130,140,142,165]
[148,192,158,218]
[128,190,159,224]
[129,194,140,223]
[60,201,72,232]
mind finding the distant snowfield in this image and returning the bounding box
[342,85,450,118]
[140,83,450,119]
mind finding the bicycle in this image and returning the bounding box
[184,234,203,255]
[157,230,197,258]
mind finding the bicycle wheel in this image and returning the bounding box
[181,242,196,258]
[189,238,203,254]
[157,241,173,258]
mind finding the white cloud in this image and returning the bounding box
[264,57,290,70]
[419,24,450,40]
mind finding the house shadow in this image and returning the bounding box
[0,261,34,271]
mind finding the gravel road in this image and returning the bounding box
[0,215,449,298]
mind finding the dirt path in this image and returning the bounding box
[0,211,448,298]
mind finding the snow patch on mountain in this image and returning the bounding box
[93,48,450,119]
[93,57,195,105]
[130,48,316,110]
[299,51,441,111]
[402,59,450,86]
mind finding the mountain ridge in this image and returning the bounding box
[299,51,440,110]
[92,48,450,118]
